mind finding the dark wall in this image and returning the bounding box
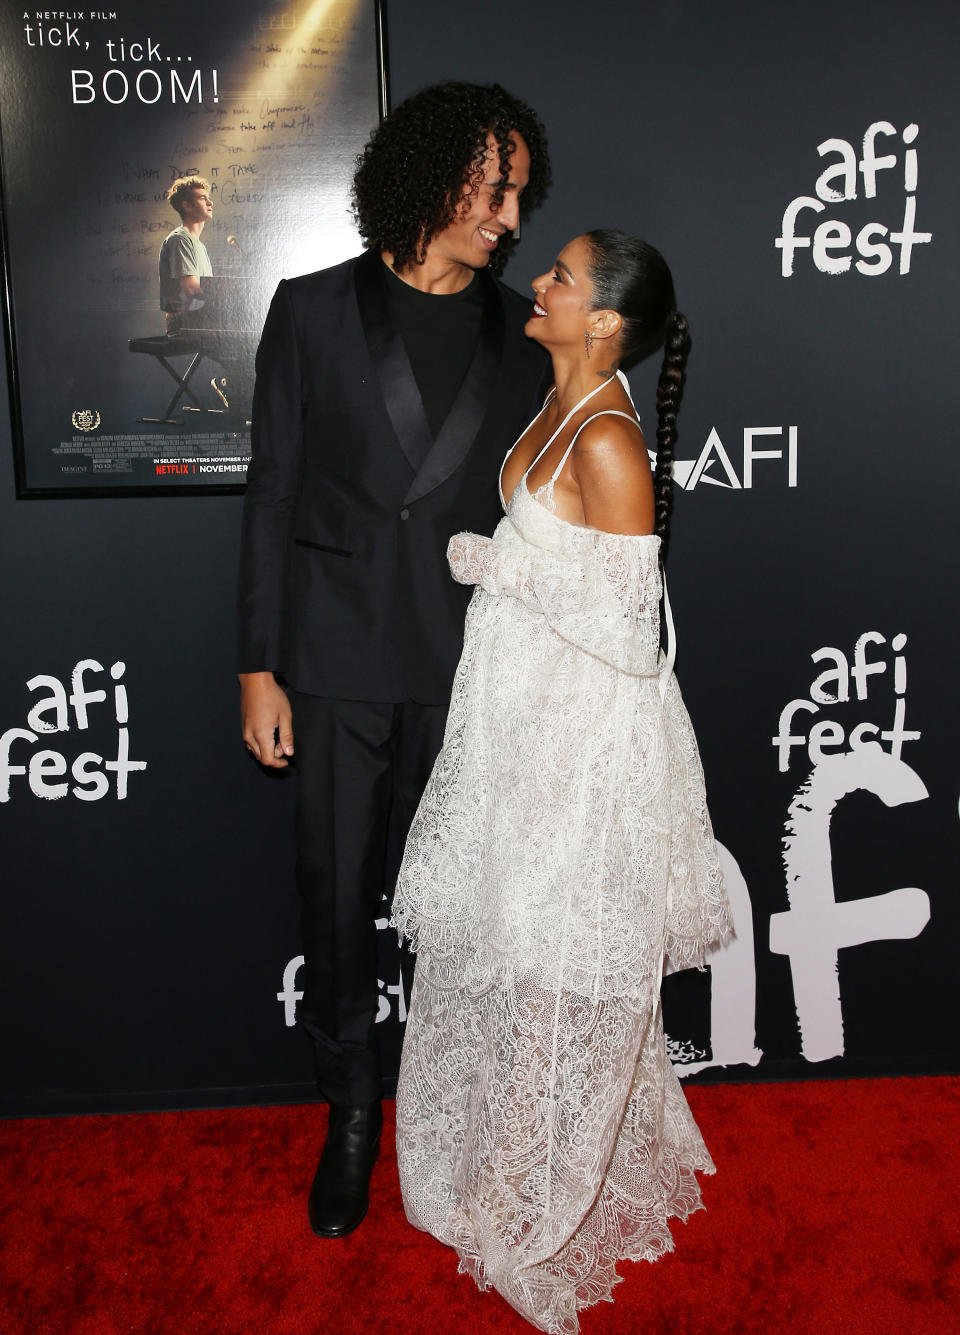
[2,0,958,1115]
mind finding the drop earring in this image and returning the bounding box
[584,330,594,358]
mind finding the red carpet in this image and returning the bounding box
[1,1077,957,1335]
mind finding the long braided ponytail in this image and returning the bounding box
[584,230,688,562]
[653,312,690,559]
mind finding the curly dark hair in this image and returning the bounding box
[584,230,691,560]
[353,82,550,275]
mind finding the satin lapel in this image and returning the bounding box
[353,250,433,476]
[403,272,505,507]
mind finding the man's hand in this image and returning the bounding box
[239,671,294,768]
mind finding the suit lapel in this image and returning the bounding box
[354,249,433,476]
[354,252,507,506]
[403,272,504,506]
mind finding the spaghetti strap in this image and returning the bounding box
[525,372,637,477]
[549,409,641,484]
[498,371,641,509]
[498,386,556,507]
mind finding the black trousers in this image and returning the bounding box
[288,692,447,1106]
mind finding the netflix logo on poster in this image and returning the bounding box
[776,120,932,277]
[0,658,147,803]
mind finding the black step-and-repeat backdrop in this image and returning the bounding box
[1,0,957,1115]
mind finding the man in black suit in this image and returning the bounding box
[237,82,550,1237]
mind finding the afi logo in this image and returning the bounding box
[668,425,798,491]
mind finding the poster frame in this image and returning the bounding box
[0,0,389,500]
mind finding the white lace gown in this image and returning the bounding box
[392,402,732,1334]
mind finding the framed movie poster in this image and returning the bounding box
[0,0,387,497]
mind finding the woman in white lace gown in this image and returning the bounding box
[392,230,732,1333]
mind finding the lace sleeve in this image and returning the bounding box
[448,530,661,676]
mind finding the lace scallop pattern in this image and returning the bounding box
[393,479,732,1332]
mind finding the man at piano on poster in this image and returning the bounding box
[159,175,214,333]
[157,175,250,423]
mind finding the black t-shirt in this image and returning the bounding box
[382,262,484,440]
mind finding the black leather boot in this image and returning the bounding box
[307,1100,382,1238]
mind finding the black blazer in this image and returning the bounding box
[237,249,549,703]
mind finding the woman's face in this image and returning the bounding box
[525,234,598,349]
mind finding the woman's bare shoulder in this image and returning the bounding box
[571,411,654,535]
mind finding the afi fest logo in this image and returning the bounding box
[776,120,932,276]
[277,634,929,1078]
[769,631,929,1061]
[278,899,407,1029]
[663,630,928,1078]
[1,658,147,802]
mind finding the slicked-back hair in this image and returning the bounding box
[584,230,691,560]
[353,82,550,275]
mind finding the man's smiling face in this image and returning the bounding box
[427,130,530,272]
